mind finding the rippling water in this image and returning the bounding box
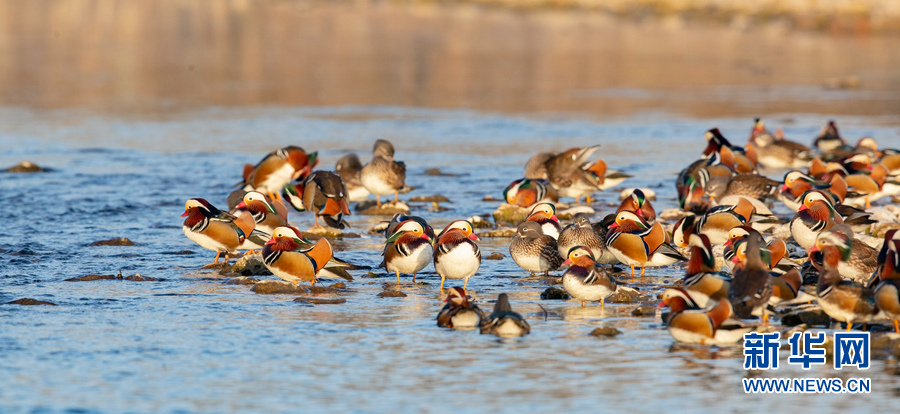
[2,107,899,412]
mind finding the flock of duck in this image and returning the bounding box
[181,119,900,341]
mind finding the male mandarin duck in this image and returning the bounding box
[683,234,731,308]
[779,173,874,231]
[591,214,622,265]
[561,246,618,307]
[809,225,878,285]
[436,287,485,329]
[730,238,807,308]
[182,198,267,266]
[262,226,347,285]
[694,197,756,245]
[748,118,811,169]
[616,189,656,222]
[525,202,561,239]
[233,191,288,235]
[503,178,555,208]
[779,170,833,211]
[728,233,773,324]
[873,237,900,333]
[383,213,436,243]
[433,220,481,290]
[790,190,843,250]
[671,215,696,248]
[675,157,713,214]
[843,162,895,208]
[242,146,318,200]
[557,213,605,262]
[702,128,756,173]
[360,139,409,207]
[509,221,564,276]
[381,219,434,283]
[813,121,845,152]
[659,288,751,345]
[605,210,686,277]
[299,171,352,229]
[480,293,530,337]
[809,232,881,331]
[335,153,370,202]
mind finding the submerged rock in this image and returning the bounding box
[358,201,410,216]
[377,290,407,298]
[590,327,622,337]
[304,227,361,239]
[294,297,347,305]
[484,252,505,260]
[482,195,499,202]
[5,161,49,173]
[330,282,347,289]
[480,228,516,238]
[250,280,310,294]
[607,286,641,304]
[88,238,135,246]
[225,276,261,285]
[8,298,56,306]
[557,206,594,220]
[781,307,831,327]
[409,195,451,203]
[65,274,118,282]
[124,274,158,281]
[424,168,459,177]
[540,287,570,300]
[631,303,658,317]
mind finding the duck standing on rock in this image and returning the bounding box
[301,171,352,229]
[361,139,409,207]
[605,211,686,277]
[510,221,564,276]
[262,226,342,286]
[241,146,318,201]
[182,198,268,266]
[381,220,434,283]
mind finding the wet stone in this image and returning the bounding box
[607,286,641,304]
[224,255,271,276]
[88,237,135,246]
[409,195,450,203]
[304,227,361,239]
[358,201,410,216]
[377,290,407,298]
[590,327,622,337]
[124,274,158,281]
[484,252,505,260]
[468,215,493,229]
[482,195,499,202]
[225,277,261,285]
[492,203,529,225]
[294,297,347,305]
[781,307,832,327]
[423,168,459,177]
[5,161,49,173]
[540,287,570,300]
[330,282,347,289]
[8,298,56,306]
[480,228,516,238]
[163,250,195,255]
[65,274,118,282]
[250,280,310,294]
[308,285,340,294]
[631,303,658,317]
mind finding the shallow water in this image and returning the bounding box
[2,107,900,412]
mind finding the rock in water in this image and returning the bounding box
[540,287,570,300]
[631,303,658,317]
[294,297,347,305]
[590,327,622,337]
[88,238,135,246]
[8,298,56,306]
[377,290,407,298]
[250,280,310,294]
[358,201,410,216]
[5,161,48,173]
[226,255,271,276]
[492,203,529,226]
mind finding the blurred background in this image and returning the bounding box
[2,0,899,120]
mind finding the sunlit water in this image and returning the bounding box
[1,106,899,412]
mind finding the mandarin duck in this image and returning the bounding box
[383,213,436,243]
[705,172,779,204]
[523,152,556,180]
[300,171,352,229]
[660,289,751,345]
[682,234,731,308]
[723,226,798,275]
[605,211,686,277]
[728,233,773,324]
[360,139,409,207]
[616,189,656,222]
[182,198,268,266]
[503,178,555,208]
[557,213,605,262]
[813,121,845,152]
[810,232,881,331]
[525,202,561,239]
[561,246,617,307]
[335,153,370,202]
[480,293,530,337]
[810,225,878,285]
[748,118,811,169]
[233,191,288,235]
[702,128,756,173]
[873,237,900,333]
[790,190,843,250]
[262,226,346,285]
[381,219,434,283]
[694,197,756,245]
[242,146,318,200]
[730,238,807,308]
[545,146,627,203]
[433,220,481,290]
[509,221,564,276]
[436,287,485,329]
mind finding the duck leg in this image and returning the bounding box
[440,276,446,291]
[581,300,585,307]
[376,196,382,208]
[393,191,399,204]
[601,298,605,308]
[894,319,899,334]
[412,272,417,283]
[640,267,645,277]
[865,195,871,210]
[585,195,593,204]
[462,277,468,290]
[630,265,635,277]
[205,251,222,267]
[396,271,401,283]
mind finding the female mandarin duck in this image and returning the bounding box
[809,232,881,331]
[433,220,481,290]
[525,202,561,239]
[616,189,656,222]
[790,190,843,250]
[510,221,564,276]
[660,288,751,345]
[182,198,267,266]
[748,118,811,169]
[561,246,617,307]
[728,233,773,324]
[334,153,370,202]
[810,226,878,285]
[724,225,798,275]
[262,226,340,285]
[360,139,408,207]
[683,234,731,308]
[242,146,317,201]
[557,213,605,262]
[730,238,806,308]
[234,191,288,235]
[873,236,900,333]
[436,287,485,329]
[381,220,434,283]
[605,210,686,277]
[480,293,530,337]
